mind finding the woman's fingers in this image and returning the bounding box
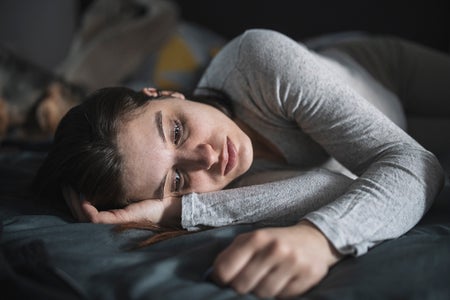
[79,200,119,223]
[62,185,89,222]
[213,230,288,294]
[276,270,326,299]
[62,188,181,225]
[212,233,256,286]
[60,187,128,224]
[81,198,170,224]
[228,242,280,293]
[61,185,77,218]
[251,257,298,298]
[212,222,341,298]
[254,259,327,298]
[61,185,108,223]
[59,189,132,224]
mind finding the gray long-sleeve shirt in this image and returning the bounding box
[181,29,444,256]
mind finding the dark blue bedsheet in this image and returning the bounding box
[1,152,449,300]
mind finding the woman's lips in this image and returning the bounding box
[224,137,237,176]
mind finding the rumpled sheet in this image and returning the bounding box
[1,151,449,299]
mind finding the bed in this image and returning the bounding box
[1,1,450,299]
[1,150,450,300]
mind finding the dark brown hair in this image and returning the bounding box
[33,86,233,244]
[33,87,154,209]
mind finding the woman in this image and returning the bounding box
[35,29,448,298]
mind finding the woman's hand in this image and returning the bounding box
[62,186,181,225]
[212,221,342,298]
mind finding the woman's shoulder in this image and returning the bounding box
[208,29,307,70]
[238,29,295,44]
[198,29,309,85]
[237,29,308,56]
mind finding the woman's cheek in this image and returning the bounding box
[189,172,227,194]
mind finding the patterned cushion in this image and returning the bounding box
[124,22,226,94]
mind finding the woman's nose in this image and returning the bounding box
[179,144,218,171]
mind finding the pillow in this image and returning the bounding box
[58,0,178,92]
[123,22,226,94]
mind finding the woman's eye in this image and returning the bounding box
[173,120,183,145]
[173,169,182,192]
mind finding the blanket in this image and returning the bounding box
[1,151,449,300]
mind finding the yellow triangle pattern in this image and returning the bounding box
[154,35,199,89]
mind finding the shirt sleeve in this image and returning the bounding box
[182,168,354,230]
[230,29,444,255]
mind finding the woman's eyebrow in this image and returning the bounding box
[155,110,166,143]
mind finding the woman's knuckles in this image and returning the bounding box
[266,239,295,258]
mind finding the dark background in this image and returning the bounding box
[172,0,450,51]
[1,0,449,70]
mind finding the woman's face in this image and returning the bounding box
[117,96,253,202]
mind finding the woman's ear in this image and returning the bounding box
[142,87,185,100]
[142,87,158,97]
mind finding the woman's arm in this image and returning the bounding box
[186,29,444,297]
[182,169,353,229]
[225,29,444,255]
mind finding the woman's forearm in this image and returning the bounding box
[181,168,353,230]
